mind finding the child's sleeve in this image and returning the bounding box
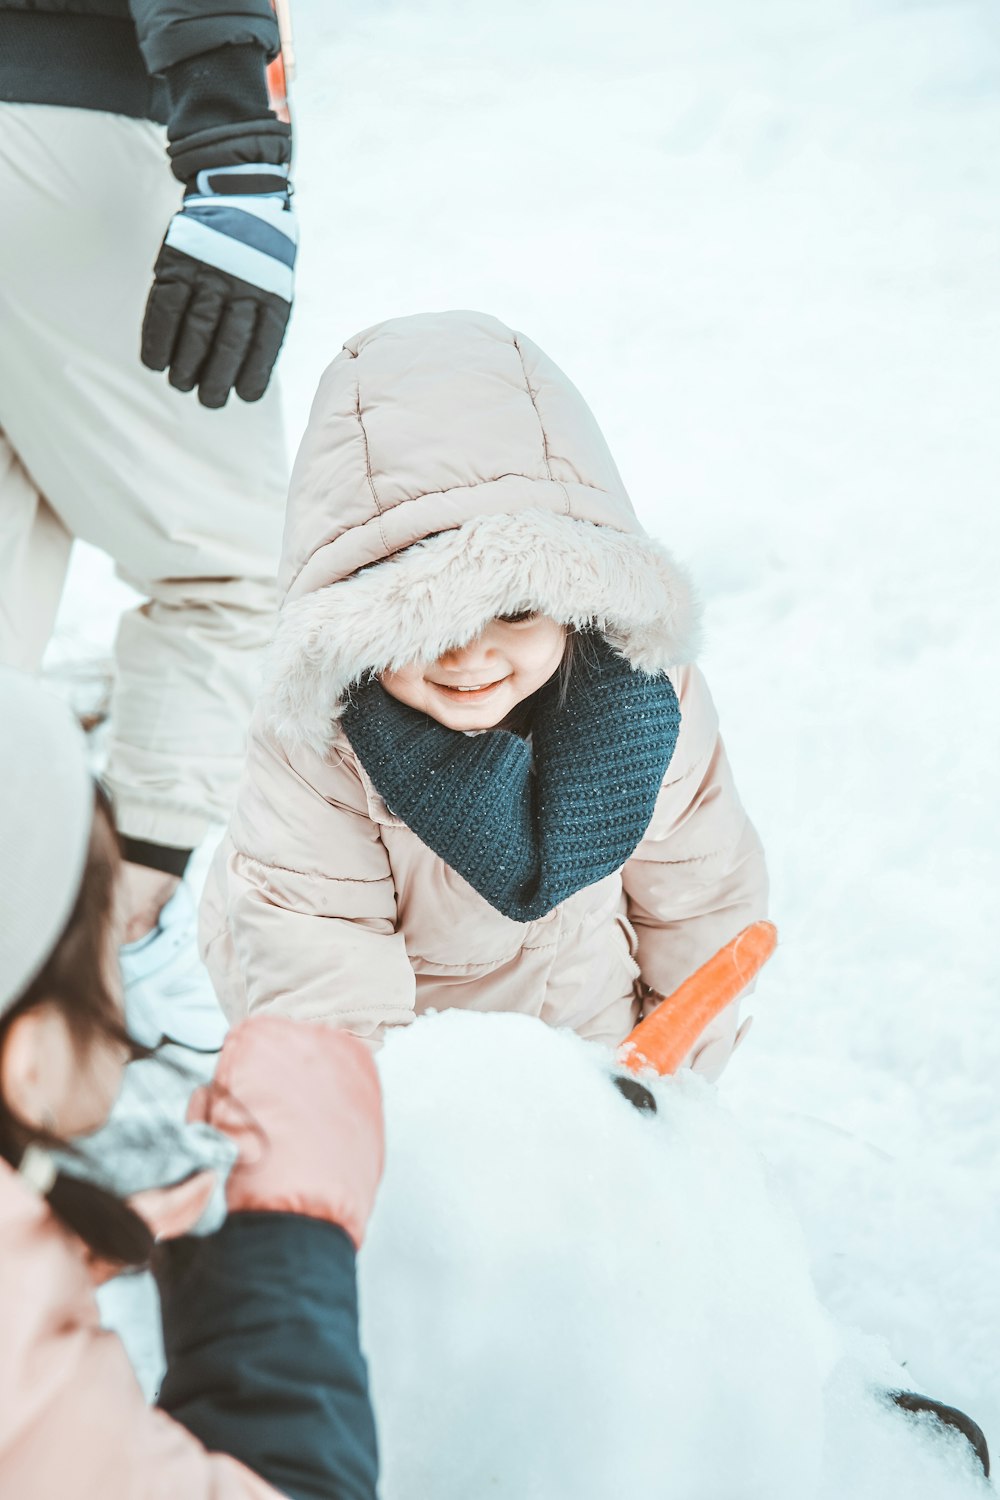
[200,706,417,1039]
[620,664,768,1078]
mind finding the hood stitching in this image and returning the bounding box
[513,335,572,516]
[355,380,389,552]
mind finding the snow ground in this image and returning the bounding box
[54,0,999,1491]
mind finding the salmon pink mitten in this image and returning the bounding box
[189,1016,384,1249]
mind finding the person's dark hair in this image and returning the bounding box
[0,786,154,1267]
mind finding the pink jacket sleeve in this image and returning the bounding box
[202,707,417,1037]
[621,665,769,1078]
[0,1167,280,1500]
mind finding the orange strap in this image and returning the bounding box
[266,54,289,124]
[267,0,294,124]
[617,920,777,1077]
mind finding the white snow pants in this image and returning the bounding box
[0,104,287,850]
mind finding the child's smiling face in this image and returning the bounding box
[380,614,567,730]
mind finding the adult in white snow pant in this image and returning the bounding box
[0,103,286,858]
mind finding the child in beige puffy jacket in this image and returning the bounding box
[201,310,768,1079]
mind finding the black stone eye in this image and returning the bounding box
[497,610,536,625]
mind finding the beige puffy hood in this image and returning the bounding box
[266,310,700,754]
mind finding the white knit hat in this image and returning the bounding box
[0,669,95,1016]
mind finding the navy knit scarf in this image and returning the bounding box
[341,635,681,924]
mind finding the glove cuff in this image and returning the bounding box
[169,116,292,188]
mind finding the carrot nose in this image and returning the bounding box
[617,920,778,1079]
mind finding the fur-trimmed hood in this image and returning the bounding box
[266,310,700,754]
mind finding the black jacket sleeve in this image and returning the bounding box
[127,0,289,182]
[128,0,280,75]
[155,1213,380,1500]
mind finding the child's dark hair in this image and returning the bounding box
[0,786,154,1267]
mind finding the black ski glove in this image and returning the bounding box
[141,162,297,408]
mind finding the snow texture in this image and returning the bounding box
[52,0,999,1491]
[363,1011,989,1498]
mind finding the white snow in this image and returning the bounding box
[53,0,999,1491]
[362,1010,988,1497]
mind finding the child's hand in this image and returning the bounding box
[130,1171,219,1240]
